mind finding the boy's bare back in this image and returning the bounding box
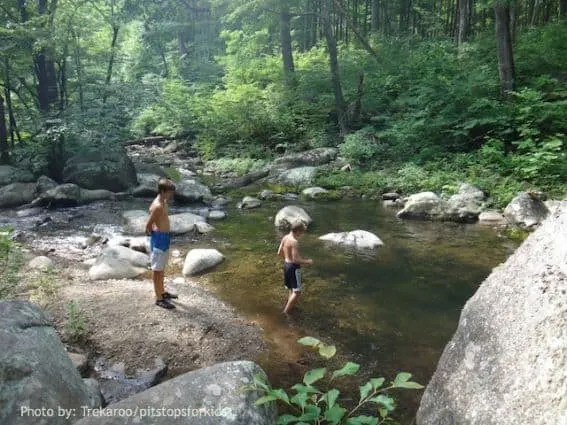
[147,196,170,233]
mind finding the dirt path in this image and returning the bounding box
[42,260,266,378]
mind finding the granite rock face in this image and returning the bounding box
[417,203,567,425]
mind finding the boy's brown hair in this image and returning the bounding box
[291,221,306,233]
[157,178,176,193]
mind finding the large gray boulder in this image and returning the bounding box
[276,166,317,186]
[175,179,212,203]
[302,187,329,199]
[0,301,102,425]
[416,203,567,425]
[30,184,115,207]
[444,184,487,223]
[238,196,261,209]
[272,147,337,168]
[274,206,312,230]
[504,192,550,231]
[133,173,160,198]
[0,182,37,208]
[182,249,224,276]
[73,361,277,425]
[89,245,149,280]
[396,192,447,220]
[122,210,205,235]
[36,175,58,194]
[62,148,137,192]
[0,165,34,186]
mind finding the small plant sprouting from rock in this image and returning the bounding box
[66,301,86,342]
[241,336,424,425]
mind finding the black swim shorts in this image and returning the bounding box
[284,262,302,292]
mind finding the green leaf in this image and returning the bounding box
[322,389,340,409]
[298,336,321,347]
[277,414,299,425]
[255,395,278,406]
[331,362,360,380]
[303,368,326,386]
[369,377,385,390]
[291,384,321,394]
[290,392,309,409]
[252,373,270,390]
[395,381,424,389]
[269,388,291,404]
[359,382,373,402]
[393,372,412,386]
[297,405,321,422]
[368,395,395,411]
[378,408,388,419]
[318,343,337,359]
[324,405,347,425]
[345,415,379,425]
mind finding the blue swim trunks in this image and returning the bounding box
[150,232,170,271]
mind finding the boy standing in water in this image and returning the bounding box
[277,221,313,314]
[146,178,178,309]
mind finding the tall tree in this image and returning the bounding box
[0,94,9,164]
[494,0,516,97]
[457,0,471,45]
[323,0,348,136]
[560,0,567,18]
[280,2,296,86]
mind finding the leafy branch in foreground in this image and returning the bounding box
[241,336,424,425]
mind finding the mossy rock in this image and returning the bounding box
[300,190,342,201]
[164,167,183,183]
[501,225,530,242]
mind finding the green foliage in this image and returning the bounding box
[338,128,384,166]
[241,337,423,425]
[66,301,87,342]
[0,228,24,300]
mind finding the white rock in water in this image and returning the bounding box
[319,230,384,249]
[182,249,224,276]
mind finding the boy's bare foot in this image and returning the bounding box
[155,299,176,309]
[163,292,178,299]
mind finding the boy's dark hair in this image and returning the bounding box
[291,221,306,233]
[157,178,176,193]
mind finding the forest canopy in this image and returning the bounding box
[0,0,565,204]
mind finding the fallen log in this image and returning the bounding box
[212,169,270,192]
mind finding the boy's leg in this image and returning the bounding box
[283,290,301,313]
[151,249,175,309]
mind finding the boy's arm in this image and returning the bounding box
[291,243,312,265]
[145,205,161,234]
[277,241,283,257]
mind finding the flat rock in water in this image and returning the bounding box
[0,301,102,425]
[258,189,274,200]
[73,361,277,425]
[302,187,329,199]
[209,210,226,220]
[274,205,312,230]
[238,196,261,209]
[89,245,149,280]
[416,203,567,425]
[478,211,508,226]
[319,230,384,249]
[182,249,224,276]
[195,222,215,234]
[382,192,401,201]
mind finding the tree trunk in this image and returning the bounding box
[178,32,188,57]
[0,94,9,164]
[494,2,516,97]
[323,0,348,136]
[35,0,59,114]
[74,32,85,112]
[280,4,296,86]
[457,0,470,45]
[371,0,379,32]
[102,25,120,105]
[561,0,567,18]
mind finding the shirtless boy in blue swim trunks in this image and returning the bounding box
[277,221,313,314]
[145,178,178,309]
